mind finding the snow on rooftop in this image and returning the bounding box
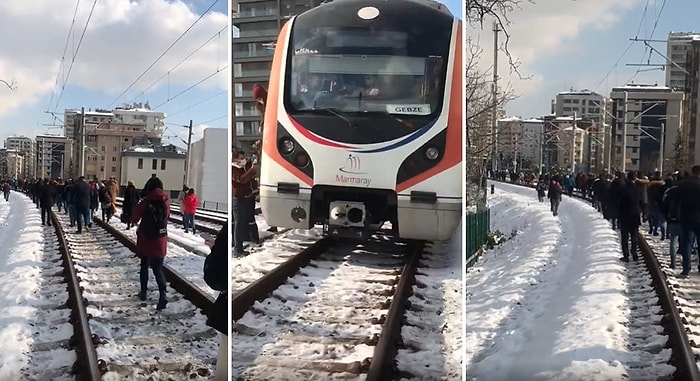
[128,147,154,153]
[498,117,522,122]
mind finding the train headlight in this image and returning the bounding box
[294,152,310,168]
[279,138,295,155]
[425,147,440,160]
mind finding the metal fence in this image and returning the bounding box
[466,178,490,266]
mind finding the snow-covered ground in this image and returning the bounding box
[0,193,77,379]
[466,182,671,380]
[397,218,463,380]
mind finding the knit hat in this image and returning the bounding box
[252,84,267,100]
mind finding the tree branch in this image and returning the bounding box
[0,79,17,92]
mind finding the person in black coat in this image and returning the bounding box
[39,179,54,226]
[73,176,93,233]
[676,165,700,276]
[204,225,228,381]
[548,178,563,216]
[121,180,140,229]
[618,171,642,262]
[608,172,626,230]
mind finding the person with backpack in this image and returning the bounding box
[98,183,113,222]
[39,179,54,226]
[548,178,563,216]
[661,178,680,268]
[183,188,198,234]
[73,176,93,233]
[203,225,228,381]
[121,180,140,230]
[131,176,170,310]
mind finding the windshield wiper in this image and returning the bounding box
[361,111,415,129]
[308,107,357,129]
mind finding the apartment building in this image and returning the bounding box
[666,32,700,90]
[121,145,186,198]
[35,135,74,180]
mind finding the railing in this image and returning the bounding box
[235,9,278,18]
[466,208,490,267]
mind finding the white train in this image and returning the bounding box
[259,0,462,241]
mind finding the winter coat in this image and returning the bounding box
[608,177,626,218]
[646,180,666,207]
[618,182,642,228]
[232,160,257,198]
[39,184,54,207]
[662,185,681,224]
[122,185,140,215]
[183,193,198,214]
[205,225,228,335]
[131,188,170,259]
[677,176,700,225]
[547,182,562,200]
[89,188,99,210]
[73,181,92,209]
[106,180,119,212]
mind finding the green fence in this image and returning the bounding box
[466,207,490,266]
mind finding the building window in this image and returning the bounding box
[632,147,638,153]
[138,158,143,169]
[161,159,166,170]
[152,159,157,170]
[112,157,117,162]
[111,166,116,172]
[113,146,117,152]
[100,166,104,172]
[632,158,638,165]
[101,146,105,152]
[87,135,97,142]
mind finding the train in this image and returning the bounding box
[259,0,462,241]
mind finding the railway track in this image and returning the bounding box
[232,233,425,380]
[114,199,222,235]
[490,179,700,380]
[37,206,218,380]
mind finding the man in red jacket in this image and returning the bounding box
[232,151,259,257]
[183,188,199,234]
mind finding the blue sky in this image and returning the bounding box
[467,0,699,119]
[0,0,228,149]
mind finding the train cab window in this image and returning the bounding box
[282,6,453,145]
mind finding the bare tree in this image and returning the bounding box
[0,79,17,92]
[466,36,518,207]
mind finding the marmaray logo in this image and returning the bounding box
[339,154,366,174]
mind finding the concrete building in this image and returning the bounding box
[666,32,700,90]
[35,135,74,180]
[520,119,544,169]
[188,128,228,211]
[121,145,186,199]
[680,38,700,170]
[0,149,23,180]
[83,122,161,181]
[610,84,684,174]
[5,136,35,178]
[554,89,610,124]
[233,0,324,151]
[113,103,165,134]
[554,123,590,173]
[495,117,543,172]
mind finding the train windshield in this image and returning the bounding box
[285,27,449,143]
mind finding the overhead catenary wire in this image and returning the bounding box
[128,24,227,104]
[46,0,82,116]
[106,0,221,109]
[166,89,226,118]
[52,0,99,113]
[151,65,228,110]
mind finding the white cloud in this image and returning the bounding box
[0,0,227,117]
[468,0,643,115]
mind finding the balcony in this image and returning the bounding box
[233,50,274,59]
[236,29,279,39]
[235,9,278,18]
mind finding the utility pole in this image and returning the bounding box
[490,21,500,175]
[622,91,628,173]
[79,106,85,177]
[184,119,193,186]
[660,122,665,175]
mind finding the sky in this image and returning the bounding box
[0,0,228,149]
[467,0,700,119]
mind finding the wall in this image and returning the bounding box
[121,155,185,196]
[188,128,228,210]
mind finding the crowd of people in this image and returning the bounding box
[501,166,700,277]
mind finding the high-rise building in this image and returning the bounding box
[610,84,684,173]
[5,136,35,179]
[35,135,73,180]
[232,0,325,151]
[666,32,700,90]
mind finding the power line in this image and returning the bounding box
[128,24,227,104]
[106,0,221,109]
[46,0,82,115]
[151,65,228,110]
[166,89,226,118]
[53,0,99,113]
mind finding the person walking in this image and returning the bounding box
[131,177,170,310]
[661,178,681,268]
[98,183,113,222]
[106,177,120,220]
[548,178,563,216]
[39,179,54,226]
[618,171,642,262]
[177,185,188,205]
[232,151,258,257]
[121,180,140,230]
[536,180,546,203]
[64,179,76,225]
[183,188,198,234]
[73,176,93,234]
[203,225,228,381]
[676,165,700,277]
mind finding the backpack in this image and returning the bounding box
[204,226,227,291]
[140,200,167,238]
[662,186,680,222]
